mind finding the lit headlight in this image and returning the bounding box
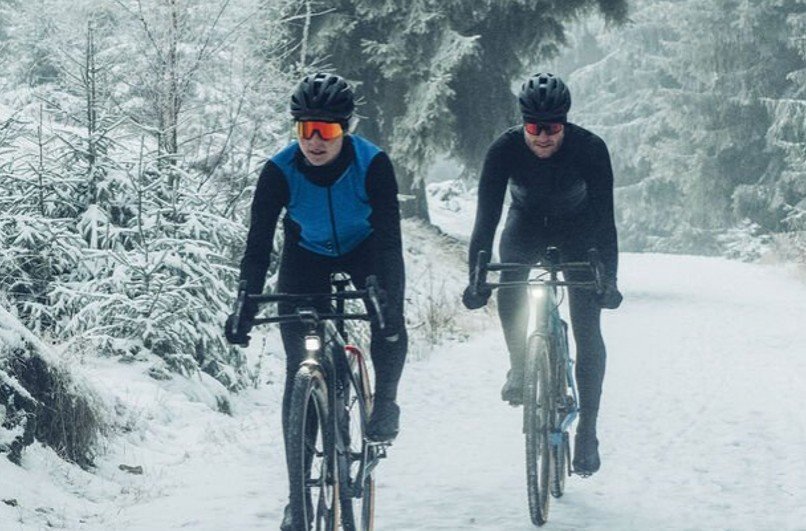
[305,336,322,352]
[529,286,546,301]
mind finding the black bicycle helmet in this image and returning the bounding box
[290,72,355,121]
[518,73,571,122]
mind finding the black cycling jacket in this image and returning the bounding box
[467,123,619,281]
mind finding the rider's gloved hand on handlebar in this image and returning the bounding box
[597,280,623,310]
[225,314,254,346]
[462,284,492,310]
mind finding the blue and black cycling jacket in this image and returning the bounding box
[238,134,404,317]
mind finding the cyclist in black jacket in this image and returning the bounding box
[225,73,407,527]
[462,73,622,476]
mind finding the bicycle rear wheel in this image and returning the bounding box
[340,347,375,531]
[287,365,339,531]
[524,334,552,526]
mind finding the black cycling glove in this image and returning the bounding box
[597,282,623,310]
[462,284,492,310]
[224,314,254,346]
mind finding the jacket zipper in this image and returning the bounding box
[327,187,341,256]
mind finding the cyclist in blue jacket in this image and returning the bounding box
[225,73,407,527]
[463,73,622,476]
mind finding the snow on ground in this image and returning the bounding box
[3,252,805,530]
[0,329,291,530]
[383,252,806,530]
[2,187,806,529]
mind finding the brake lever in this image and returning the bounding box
[473,250,490,294]
[587,248,605,294]
[365,275,386,330]
[232,282,246,333]
[232,280,250,347]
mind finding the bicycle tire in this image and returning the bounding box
[550,432,567,499]
[340,348,375,531]
[524,334,552,526]
[287,364,339,531]
[550,334,570,498]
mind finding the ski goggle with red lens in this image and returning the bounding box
[295,120,344,140]
[524,122,564,136]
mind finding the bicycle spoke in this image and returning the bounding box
[338,350,377,531]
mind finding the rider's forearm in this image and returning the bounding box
[366,152,406,325]
[376,248,406,327]
[367,152,403,253]
[598,222,619,283]
[238,161,287,317]
[586,136,619,282]
[468,143,509,279]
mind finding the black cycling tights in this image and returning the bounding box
[275,239,408,440]
[497,227,607,422]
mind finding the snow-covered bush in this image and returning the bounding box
[1,306,106,467]
[0,0,296,390]
[410,264,462,348]
[0,108,249,388]
[718,220,773,262]
[402,220,469,354]
[779,205,806,265]
[47,161,249,389]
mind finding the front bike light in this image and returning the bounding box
[304,335,322,352]
[529,286,546,302]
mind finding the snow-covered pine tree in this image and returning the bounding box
[280,0,628,220]
[549,0,806,255]
[555,0,689,252]
[1,0,297,389]
[765,1,806,262]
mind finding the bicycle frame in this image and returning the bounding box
[528,284,579,446]
[473,247,605,465]
[230,275,388,527]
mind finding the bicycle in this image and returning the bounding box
[472,247,605,526]
[230,274,390,531]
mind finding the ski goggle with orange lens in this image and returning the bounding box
[295,121,344,140]
[524,122,564,136]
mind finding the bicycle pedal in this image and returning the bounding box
[365,441,390,459]
[365,433,395,445]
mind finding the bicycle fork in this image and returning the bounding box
[548,348,579,469]
[555,350,581,477]
[557,354,580,434]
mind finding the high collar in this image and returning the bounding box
[294,135,354,186]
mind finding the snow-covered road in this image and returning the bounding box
[3,252,806,530]
[382,253,806,530]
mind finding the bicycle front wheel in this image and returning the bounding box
[287,364,339,531]
[524,334,552,526]
[550,318,575,499]
[550,354,571,498]
[340,348,375,531]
